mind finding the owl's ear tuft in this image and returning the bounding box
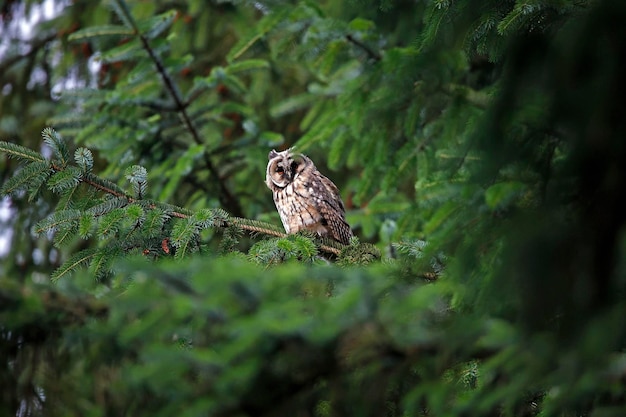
[268,150,279,160]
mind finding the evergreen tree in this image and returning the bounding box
[1,0,625,416]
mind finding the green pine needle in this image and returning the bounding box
[0,161,52,196]
[0,141,46,163]
[42,127,70,167]
[51,248,98,282]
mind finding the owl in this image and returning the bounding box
[266,148,352,245]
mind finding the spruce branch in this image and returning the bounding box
[0,161,52,196]
[74,147,94,173]
[111,0,243,217]
[1,131,369,272]
[0,141,47,163]
[125,165,148,199]
[346,34,382,62]
[47,167,82,193]
[43,127,70,167]
[97,209,128,238]
[80,172,131,200]
[88,197,129,216]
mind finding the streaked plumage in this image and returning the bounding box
[265,149,352,244]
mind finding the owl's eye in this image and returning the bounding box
[276,165,284,174]
[290,161,299,171]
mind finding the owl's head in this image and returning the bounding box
[266,148,310,189]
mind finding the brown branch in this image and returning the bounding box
[81,174,130,200]
[346,34,382,62]
[230,218,344,256]
[235,221,286,238]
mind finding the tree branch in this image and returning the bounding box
[346,34,382,62]
[115,0,243,216]
[54,161,344,255]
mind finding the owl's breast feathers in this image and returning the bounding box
[272,180,351,244]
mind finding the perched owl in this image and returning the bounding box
[266,149,352,245]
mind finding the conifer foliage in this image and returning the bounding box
[1,128,361,280]
[1,0,626,416]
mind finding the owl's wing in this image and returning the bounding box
[318,175,345,213]
[317,175,353,244]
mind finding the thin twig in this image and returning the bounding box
[82,176,129,200]
[346,34,382,62]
